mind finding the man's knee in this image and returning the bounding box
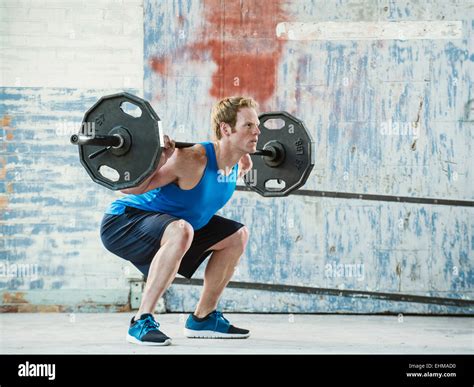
[234,226,249,251]
[165,219,194,251]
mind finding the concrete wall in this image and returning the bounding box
[0,0,144,312]
[144,0,473,314]
[1,0,472,314]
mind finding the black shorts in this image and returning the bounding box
[100,206,244,279]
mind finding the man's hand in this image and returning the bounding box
[160,135,175,165]
[120,135,175,194]
[238,153,253,178]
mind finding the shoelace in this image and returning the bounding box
[140,317,160,336]
[214,311,230,324]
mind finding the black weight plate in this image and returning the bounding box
[78,92,162,190]
[244,111,314,197]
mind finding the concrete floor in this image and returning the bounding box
[0,313,472,354]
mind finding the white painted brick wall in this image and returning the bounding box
[0,0,145,311]
[0,0,144,89]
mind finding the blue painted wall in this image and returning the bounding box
[0,88,140,311]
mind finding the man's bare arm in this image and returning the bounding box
[120,135,176,195]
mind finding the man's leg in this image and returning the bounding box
[194,226,249,318]
[135,220,193,320]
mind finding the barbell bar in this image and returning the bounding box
[70,134,275,158]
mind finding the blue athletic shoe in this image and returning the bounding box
[184,310,250,339]
[126,313,171,346]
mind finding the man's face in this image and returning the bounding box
[229,107,260,154]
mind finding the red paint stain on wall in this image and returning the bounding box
[188,40,283,105]
[1,114,14,141]
[0,157,6,180]
[0,115,11,127]
[149,57,167,76]
[2,292,28,304]
[150,0,287,107]
[177,14,186,27]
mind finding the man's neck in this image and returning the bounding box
[213,140,242,173]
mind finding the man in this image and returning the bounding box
[100,97,259,345]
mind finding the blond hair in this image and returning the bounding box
[211,96,258,140]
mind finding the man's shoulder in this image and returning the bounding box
[175,143,207,165]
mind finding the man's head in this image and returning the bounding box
[211,96,260,153]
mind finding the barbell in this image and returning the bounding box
[70,92,315,197]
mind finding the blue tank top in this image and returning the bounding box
[104,142,238,230]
